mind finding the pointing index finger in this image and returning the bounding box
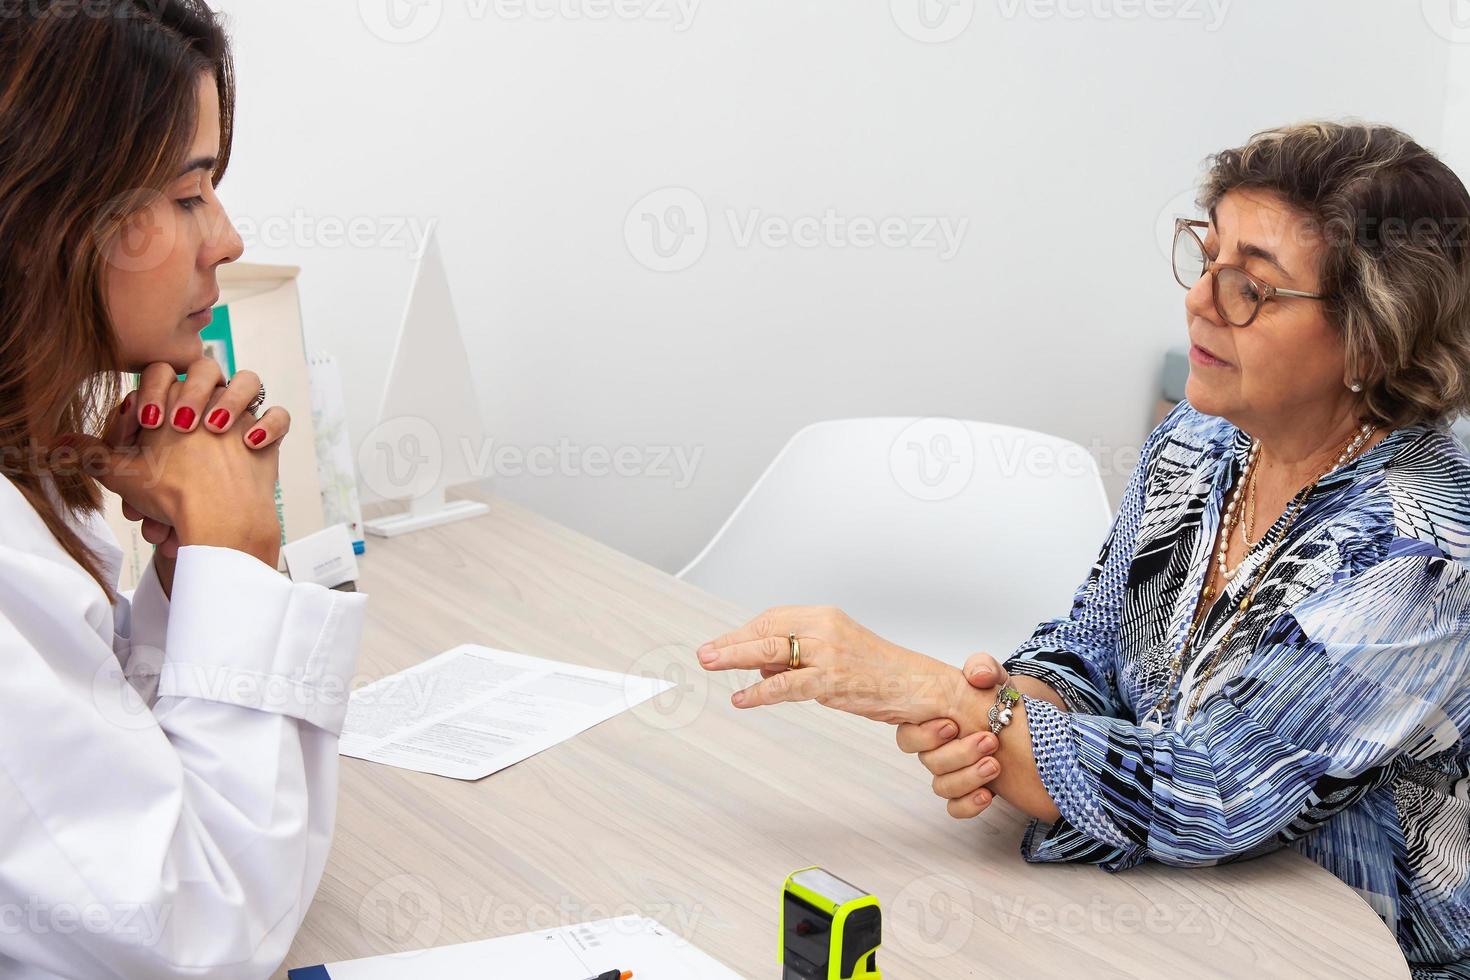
[701,607,797,654]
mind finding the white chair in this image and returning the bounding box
[678,418,1114,666]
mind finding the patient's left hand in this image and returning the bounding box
[695,605,974,726]
[899,723,1004,818]
[896,652,1012,818]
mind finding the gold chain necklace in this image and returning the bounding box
[1145,421,1377,725]
[1240,461,1263,547]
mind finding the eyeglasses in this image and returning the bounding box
[1172,218,1327,327]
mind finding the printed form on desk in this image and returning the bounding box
[339,644,676,780]
[287,915,742,979]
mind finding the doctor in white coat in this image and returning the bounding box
[0,2,367,977]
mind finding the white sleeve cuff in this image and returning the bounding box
[125,554,172,660]
[157,544,368,734]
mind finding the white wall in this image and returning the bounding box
[1437,8,1470,180]
[210,0,1454,572]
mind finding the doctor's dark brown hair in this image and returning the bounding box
[0,0,234,598]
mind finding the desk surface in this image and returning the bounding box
[279,489,1410,979]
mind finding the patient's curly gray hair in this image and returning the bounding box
[1200,121,1470,429]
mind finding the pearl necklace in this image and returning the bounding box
[1217,440,1260,581]
[1214,421,1376,583]
[1143,419,1379,727]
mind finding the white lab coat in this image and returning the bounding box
[0,475,367,979]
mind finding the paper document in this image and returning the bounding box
[339,644,674,780]
[287,915,741,979]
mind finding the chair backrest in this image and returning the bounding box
[678,418,1114,666]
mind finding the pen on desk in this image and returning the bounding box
[582,970,632,980]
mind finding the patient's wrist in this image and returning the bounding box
[948,674,997,736]
[1007,673,1070,713]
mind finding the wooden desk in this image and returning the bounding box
[279,489,1410,978]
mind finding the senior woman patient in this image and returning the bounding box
[696,121,1470,978]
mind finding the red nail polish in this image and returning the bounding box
[173,406,196,429]
[207,408,230,429]
[140,403,161,428]
[247,428,266,446]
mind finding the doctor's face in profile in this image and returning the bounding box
[103,72,244,375]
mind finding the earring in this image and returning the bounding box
[1349,379,1363,393]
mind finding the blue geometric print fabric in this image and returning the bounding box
[1003,400,1470,977]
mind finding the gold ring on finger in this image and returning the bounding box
[787,633,802,670]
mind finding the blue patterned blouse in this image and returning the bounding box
[1004,399,1470,978]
